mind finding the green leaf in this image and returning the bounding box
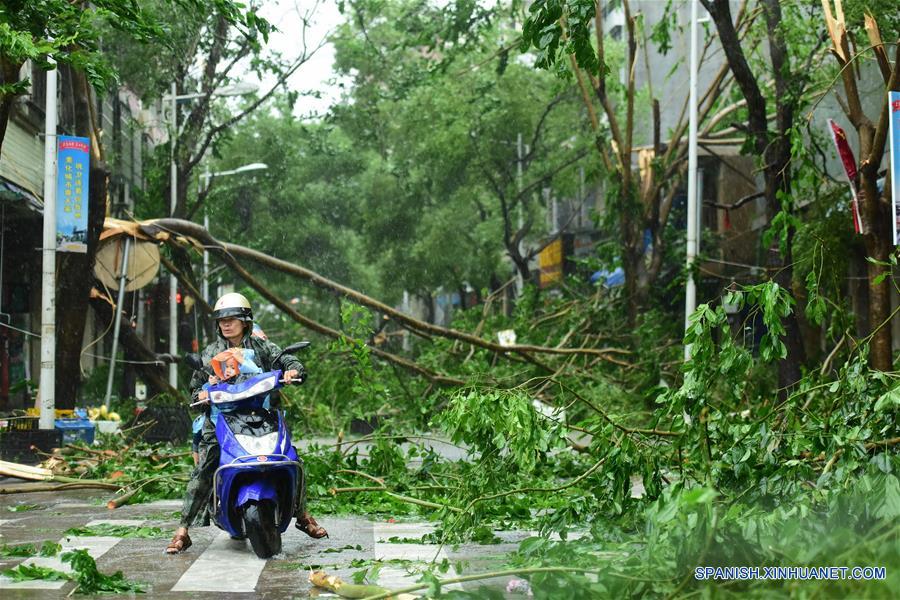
[681,487,717,506]
[874,386,900,412]
[876,475,900,519]
[1,563,69,582]
[61,549,145,593]
[64,524,166,539]
[0,543,38,558]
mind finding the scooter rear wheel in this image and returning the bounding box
[242,500,282,558]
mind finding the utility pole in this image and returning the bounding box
[168,81,178,387]
[516,133,524,296]
[39,60,58,429]
[103,238,130,408]
[684,0,700,360]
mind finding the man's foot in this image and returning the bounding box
[295,513,328,539]
[165,530,192,554]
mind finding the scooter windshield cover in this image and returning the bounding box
[235,431,279,455]
[210,372,279,404]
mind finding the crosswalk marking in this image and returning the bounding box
[0,518,145,590]
[85,519,146,527]
[141,499,183,508]
[171,530,268,593]
[0,536,121,590]
[372,522,462,592]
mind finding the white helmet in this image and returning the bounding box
[212,292,253,323]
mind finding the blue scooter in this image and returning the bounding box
[186,342,308,558]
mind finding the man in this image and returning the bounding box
[166,292,327,554]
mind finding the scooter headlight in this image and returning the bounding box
[235,432,279,456]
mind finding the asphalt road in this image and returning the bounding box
[0,486,534,598]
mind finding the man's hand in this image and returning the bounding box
[282,369,303,383]
[190,390,211,407]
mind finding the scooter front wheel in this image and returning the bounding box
[242,500,282,558]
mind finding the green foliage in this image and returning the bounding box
[0,541,60,558]
[64,524,166,539]
[0,0,263,96]
[439,387,567,473]
[72,441,193,505]
[62,548,145,594]
[1,545,144,593]
[1,563,70,583]
[6,503,41,512]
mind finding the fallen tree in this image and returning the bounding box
[139,219,630,364]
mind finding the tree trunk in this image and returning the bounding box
[54,67,108,408]
[0,57,23,156]
[861,174,893,371]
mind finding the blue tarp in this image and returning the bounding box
[590,267,624,288]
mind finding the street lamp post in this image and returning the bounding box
[200,163,268,342]
[684,0,702,361]
[38,58,58,430]
[164,81,258,388]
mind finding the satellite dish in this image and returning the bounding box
[94,236,160,292]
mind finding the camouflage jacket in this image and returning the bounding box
[189,332,305,411]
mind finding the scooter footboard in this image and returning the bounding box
[214,459,301,536]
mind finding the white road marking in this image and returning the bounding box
[85,519,146,527]
[141,499,183,508]
[171,530,267,592]
[0,536,121,590]
[372,522,462,591]
[0,518,146,590]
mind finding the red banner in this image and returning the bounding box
[828,119,862,234]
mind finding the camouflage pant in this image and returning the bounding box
[179,416,307,527]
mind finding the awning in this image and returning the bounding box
[0,176,43,214]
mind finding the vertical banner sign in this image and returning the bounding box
[890,92,900,246]
[827,119,863,234]
[56,135,90,253]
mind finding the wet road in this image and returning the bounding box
[0,487,535,598]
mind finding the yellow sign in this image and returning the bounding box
[538,238,563,288]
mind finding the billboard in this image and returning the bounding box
[56,135,90,253]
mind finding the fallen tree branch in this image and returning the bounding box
[309,570,416,600]
[359,566,609,600]
[335,469,385,486]
[156,225,467,387]
[550,378,680,438]
[461,454,609,515]
[159,254,213,315]
[107,476,167,509]
[330,485,463,513]
[140,219,630,366]
[0,482,121,494]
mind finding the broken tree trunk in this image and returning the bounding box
[821,3,899,371]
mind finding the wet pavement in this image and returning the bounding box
[0,486,538,598]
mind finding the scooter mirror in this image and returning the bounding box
[273,341,310,363]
